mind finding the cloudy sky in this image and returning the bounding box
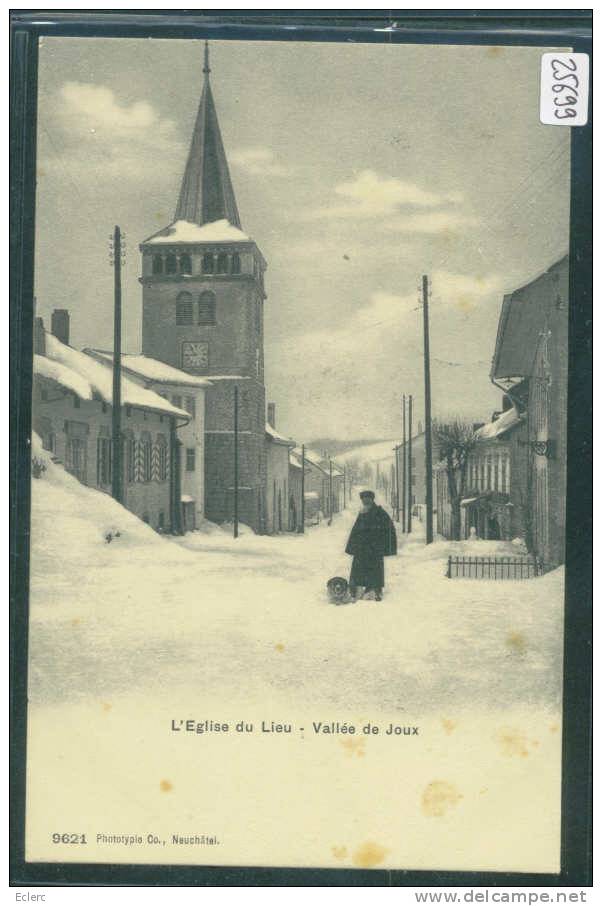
[35,37,570,441]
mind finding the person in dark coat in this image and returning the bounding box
[345,490,397,602]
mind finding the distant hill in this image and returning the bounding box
[306,437,393,459]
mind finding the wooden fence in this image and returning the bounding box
[445,555,542,580]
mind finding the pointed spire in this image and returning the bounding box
[174,42,241,229]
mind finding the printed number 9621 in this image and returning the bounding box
[52,833,87,844]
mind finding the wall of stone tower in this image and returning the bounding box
[141,277,264,381]
[140,241,267,532]
[204,379,267,532]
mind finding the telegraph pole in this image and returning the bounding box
[110,225,124,504]
[233,385,239,539]
[422,275,434,544]
[401,395,407,533]
[407,394,413,534]
[299,444,306,533]
[394,444,400,521]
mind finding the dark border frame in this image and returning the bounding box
[9,9,593,888]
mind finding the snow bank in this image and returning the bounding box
[146,219,250,244]
[476,406,523,440]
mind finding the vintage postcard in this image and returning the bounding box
[22,34,579,875]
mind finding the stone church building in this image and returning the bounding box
[138,44,268,532]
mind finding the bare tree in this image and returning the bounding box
[433,418,478,540]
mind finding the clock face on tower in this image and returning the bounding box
[181,341,209,371]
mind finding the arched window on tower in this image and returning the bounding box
[152,255,163,275]
[231,252,241,274]
[179,253,192,275]
[165,253,177,275]
[202,253,215,274]
[217,252,229,274]
[176,291,194,325]
[198,291,216,326]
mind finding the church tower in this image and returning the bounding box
[140,43,267,532]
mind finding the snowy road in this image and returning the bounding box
[28,456,564,716]
[25,452,565,871]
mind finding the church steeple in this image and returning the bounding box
[174,42,241,229]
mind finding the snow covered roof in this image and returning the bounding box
[265,423,295,447]
[37,334,190,420]
[85,350,213,388]
[144,219,250,245]
[475,406,523,441]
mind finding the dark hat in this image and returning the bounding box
[359,490,375,500]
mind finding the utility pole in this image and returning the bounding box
[328,459,333,526]
[110,225,124,504]
[401,395,407,533]
[407,394,413,534]
[233,385,239,539]
[299,444,305,533]
[394,444,400,522]
[422,275,434,544]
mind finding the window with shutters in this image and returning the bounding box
[127,437,136,483]
[198,291,216,325]
[217,252,228,274]
[165,253,177,275]
[202,253,214,274]
[157,436,168,482]
[176,291,193,325]
[231,252,241,274]
[142,437,152,482]
[152,255,163,275]
[66,436,87,483]
[179,253,192,275]
[186,448,196,472]
[97,436,112,487]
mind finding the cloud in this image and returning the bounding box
[383,211,478,234]
[38,82,184,185]
[229,146,288,176]
[430,270,502,311]
[308,169,463,221]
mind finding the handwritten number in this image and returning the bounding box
[554,107,577,120]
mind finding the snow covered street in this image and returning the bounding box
[28,451,563,716]
[25,450,565,871]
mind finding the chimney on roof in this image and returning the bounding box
[33,317,45,356]
[51,309,70,346]
[267,402,276,429]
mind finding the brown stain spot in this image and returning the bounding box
[159,779,173,793]
[102,702,112,713]
[274,643,285,653]
[441,718,457,735]
[456,294,475,313]
[71,618,81,627]
[487,46,503,58]
[331,845,348,860]
[479,787,488,795]
[340,737,366,758]
[421,781,463,817]
[506,631,527,655]
[352,841,389,868]
[496,728,539,758]
[550,724,559,733]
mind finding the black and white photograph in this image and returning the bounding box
[11,21,591,882]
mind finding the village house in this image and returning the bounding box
[435,405,523,541]
[434,254,568,569]
[289,447,345,523]
[33,314,190,534]
[265,402,296,534]
[84,350,211,532]
[138,44,268,533]
[489,255,569,568]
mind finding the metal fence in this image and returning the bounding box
[445,555,542,580]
